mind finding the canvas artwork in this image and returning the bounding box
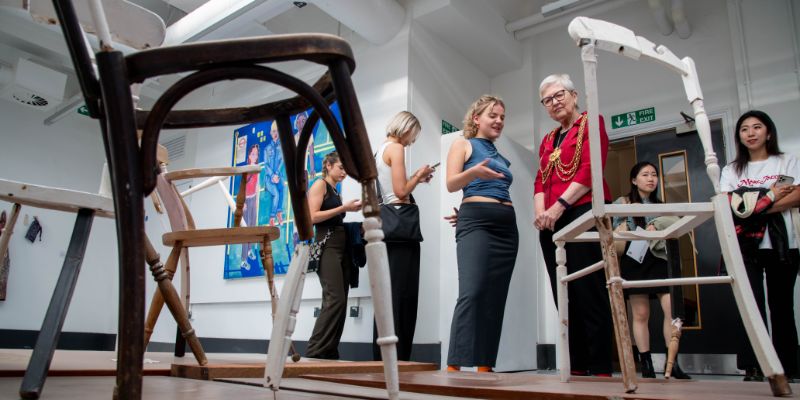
[223,103,342,279]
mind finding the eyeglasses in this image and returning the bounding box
[540,89,568,107]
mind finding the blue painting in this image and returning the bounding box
[224,103,342,279]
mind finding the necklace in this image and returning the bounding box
[541,113,587,183]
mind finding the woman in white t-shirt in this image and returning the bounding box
[372,111,435,361]
[720,110,800,381]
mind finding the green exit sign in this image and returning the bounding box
[77,104,90,117]
[611,107,655,129]
[441,119,459,135]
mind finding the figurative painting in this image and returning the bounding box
[224,103,341,279]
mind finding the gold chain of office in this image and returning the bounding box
[540,113,587,183]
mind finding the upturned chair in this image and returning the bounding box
[0,179,114,399]
[552,17,791,396]
[50,1,401,399]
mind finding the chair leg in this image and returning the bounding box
[363,215,399,400]
[260,239,299,362]
[265,243,310,390]
[712,194,791,396]
[0,203,21,301]
[19,209,95,399]
[144,239,207,365]
[555,241,570,383]
[598,216,637,392]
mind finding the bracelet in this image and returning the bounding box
[557,197,571,210]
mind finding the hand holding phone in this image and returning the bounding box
[776,175,795,187]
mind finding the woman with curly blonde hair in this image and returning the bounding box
[444,95,518,372]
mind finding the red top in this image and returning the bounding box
[534,112,611,209]
[245,171,259,196]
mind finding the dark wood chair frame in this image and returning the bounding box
[48,0,387,398]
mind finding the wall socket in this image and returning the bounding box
[313,307,321,317]
[349,306,360,318]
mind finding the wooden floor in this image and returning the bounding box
[1,349,797,399]
[300,370,800,400]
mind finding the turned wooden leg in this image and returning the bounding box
[0,203,21,301]
[265,243,310,390]
[555,240,570,383]
[144,239,207,366]
[597,216,637,393]
[260,239,300,362]
[664,321,682,379]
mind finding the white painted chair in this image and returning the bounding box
[0,179,115,398]
[552,17,792,396]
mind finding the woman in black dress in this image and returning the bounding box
[612,161,689,379]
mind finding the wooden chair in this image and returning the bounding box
[552,17,791,396]
[141,155,281,364]
[50,0,401,399]
[0,179,114,399]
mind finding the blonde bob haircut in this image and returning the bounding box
[462,95,505,139]
[386,111,421,143]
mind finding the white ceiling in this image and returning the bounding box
[0,0,644,124]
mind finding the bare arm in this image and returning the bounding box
[307,180,360,224]
[384,142,433,201]
[768,185,800,213]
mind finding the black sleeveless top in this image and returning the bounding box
[315,181,344,229]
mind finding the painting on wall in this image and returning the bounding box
[223,103,342,279]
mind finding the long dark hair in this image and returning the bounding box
[626,161,661,228]
[731,110,782,175]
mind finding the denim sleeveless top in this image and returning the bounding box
[462,138,513,202]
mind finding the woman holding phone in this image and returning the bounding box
[372,111,434,361]
[720,110,800,381]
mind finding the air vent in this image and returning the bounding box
[161,134,186,161]
[11,91,49,107]
[0,58,66,112]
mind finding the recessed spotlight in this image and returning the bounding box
[293,1,307,8]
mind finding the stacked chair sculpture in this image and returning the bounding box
[48,0,401,398]
[554,17,792,396]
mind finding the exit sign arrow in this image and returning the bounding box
[611,107,655,129]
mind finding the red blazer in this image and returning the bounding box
[534,112,611,209]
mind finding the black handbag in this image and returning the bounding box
[376,180,423,243]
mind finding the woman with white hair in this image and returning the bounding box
[534,73,613,376]
[372,111,435,361]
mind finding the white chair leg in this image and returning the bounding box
[363,216,399,400]
[556,240,570,383]
[712,194,791,396]
[265,242,309,390]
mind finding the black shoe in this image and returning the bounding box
[670,361,691,379]
[640,351,655,378]
[743,367,764,382]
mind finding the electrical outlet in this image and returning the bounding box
[313,307,321,317]
[349,306,360,318]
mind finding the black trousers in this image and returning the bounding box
[373,241,421,361]
[737,248,799,376]
[539,202,613,375]
[447,203,518,367]
[305,227,350,359]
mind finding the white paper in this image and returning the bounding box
[626,226,648,264]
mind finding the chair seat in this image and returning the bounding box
[163,226,279,247]
[0,179,115,218]
[553,202,715,242]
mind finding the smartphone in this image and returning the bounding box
[776,175,795,187]
[431,161,441,169]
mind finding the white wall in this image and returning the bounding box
[0,100,118,335]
